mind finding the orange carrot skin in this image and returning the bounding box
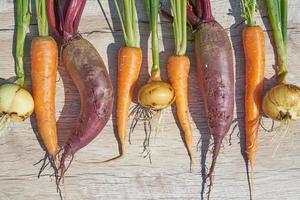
[167,55,193,162]
[117,47,142,156]
[31,36,58,157]
[243,26,265,166]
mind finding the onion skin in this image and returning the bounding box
[262,84,300,121]
[0,83,34,121]
[138,81,175,110]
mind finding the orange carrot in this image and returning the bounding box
[166,1,193,165]
[31,0,59,159]
[114,0,142,158]
[31,36,58,157]
[243,26,265,170]
[242,1,265,196]
[167,55,193,164]
[243,26,265,167]
[117,47,142,156]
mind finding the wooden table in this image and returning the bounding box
[1,0,300,199]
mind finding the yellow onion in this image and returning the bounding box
[138,81,175,110]
[262,84,300,121]
[0,83,34,122]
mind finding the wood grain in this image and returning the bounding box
[0,0,300,199]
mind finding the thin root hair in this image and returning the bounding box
[142,121,152,164]
[129,105,163,164]
[129,105,157,122]
[260,117,275,133]
[272,120,292,158]
[37,153,50,178]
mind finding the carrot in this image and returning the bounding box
[167,0,193,166]
[187,0,234,198]
[117,47,142,157]
[114,0,142,158]
[47,0,113,184]
[30,0,58,159]
[242,1,265,195]
[244,26,265,195]
[31,36,58,157]
[244,26,264,173]
[167,56,193,163]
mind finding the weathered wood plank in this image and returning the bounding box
[1,0,300,200]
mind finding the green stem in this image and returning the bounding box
[171,0,187,55]
[36,0,48,36]
[241,0,256,26]
[114,0,138,47]
[176,1,182,53]
[281,0,287,52]
[131,0,138,44]
[266,0,288,83]
[124,0,134,47]
[15,0,31,87]
[170,0,178,54]
[145,0,160,73]
[180,0,187,55]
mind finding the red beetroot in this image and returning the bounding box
[188,0,234,198]
[47,0,113,176]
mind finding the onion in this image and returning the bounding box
[262,84,300,121]
[138,81,175,110]
[0,83,34,132]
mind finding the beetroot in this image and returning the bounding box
[60,37,113,166]
[47,0,113,177]
[188,0,234,198]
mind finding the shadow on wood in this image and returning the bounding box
[106,0,122,157]
[56,54,80,147]
[188,57,211,200]
[228,1,252,199]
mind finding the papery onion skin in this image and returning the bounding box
[138,81,175,110]
[262,84,300,121]
[0,83,34,121]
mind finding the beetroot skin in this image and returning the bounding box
[61,37,113,161]
[195,20,234,199]
[195,21,234,142]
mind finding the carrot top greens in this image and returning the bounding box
[241,0,257,26]
[35,0,48,36]
[114,0,139,48]
[170,0,187,56]
[266,0,288,83]
[16,0,31,86]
